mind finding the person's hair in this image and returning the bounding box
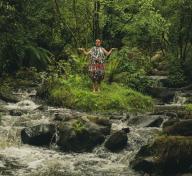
[95,39,103,44]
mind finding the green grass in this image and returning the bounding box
[39,74,154,112]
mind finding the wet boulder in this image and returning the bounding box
[163,119,192,136]
[57,117,111,152]
[154,105,185,116]
[131,156,156,173]
[146,87,175,103]
[9,110,23,116]
[154,111,178,119]
[53,112,74,122]
[86,115,112,127]
[21,124,56,146]
[0,90,19,103]
[162,118,180,129]
[131,136,192,175]
[128,114,164,128]
[104,130,128,152]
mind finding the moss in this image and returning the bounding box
[39,75,154,113]
[153,136,192,156]
[72,120,86,133]
[13,79,38,88]
[0,78,36,97]
[184,104,192,112]
[87,115,106,122]
[0,83,19,102]
[134,136,192,174]
[151,136,192,173]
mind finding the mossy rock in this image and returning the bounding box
[163,119,192,136]
[131,136,192,174]
[0,85,19,103]
[86,115,111,127]
[56,117,111,152]
[13,79,38,88]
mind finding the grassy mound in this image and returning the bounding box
[38,75,154,112]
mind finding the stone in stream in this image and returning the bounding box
[131,156,156,173]
[131,136,192,175]
[163,119,192,136]
[104,130,128,152]
[154,111,178,119]
[21,124,56,146]
[9,109,23,116]
[53,112,74,121]
[153,105,192,119]
[57,116,111,152]
[146,87,175,103]
[128,114,164,128]
[162,118,180,129]
[0,91,19,103]
[87,115,112,127]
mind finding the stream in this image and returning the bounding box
[0,86,188,176]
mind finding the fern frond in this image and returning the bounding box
[23,45,53,69]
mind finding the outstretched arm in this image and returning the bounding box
[78,48,91,55]
[102,48,117,56]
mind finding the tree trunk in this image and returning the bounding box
[52,0,78,47]
[93,0,100,41]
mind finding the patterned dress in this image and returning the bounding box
[88,46,105,82]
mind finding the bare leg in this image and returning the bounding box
[97,81,101,92]
[94,82,98,92]
[92,82,96,92]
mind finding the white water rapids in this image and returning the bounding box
[0,89,169,176]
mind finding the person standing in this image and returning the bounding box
[79,39,116,92]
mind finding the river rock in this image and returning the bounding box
[131,156,156,173]
[146,87,175,103]
[128,114,164,128]
[104,130,128,152]
[154,111,178,119]
[131,136,192,174]
[87,115,112,127]
[163,119,192,136]
[53,112,74,121]
[0,91,19,103]
[162,118,180,129]
[9,110,23,116]
[21,124,56,146]
[57,117,111,152]
[153,105,192,119]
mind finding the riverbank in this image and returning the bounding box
[1,72,192,176]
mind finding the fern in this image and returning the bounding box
[105,57,121,83]
[23,45,53,70]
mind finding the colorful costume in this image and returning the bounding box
[88,46,105,82]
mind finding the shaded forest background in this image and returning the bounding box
[0,0,192,111]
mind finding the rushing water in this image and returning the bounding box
[0,89,161,176]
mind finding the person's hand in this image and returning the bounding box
[78,48,84,51]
